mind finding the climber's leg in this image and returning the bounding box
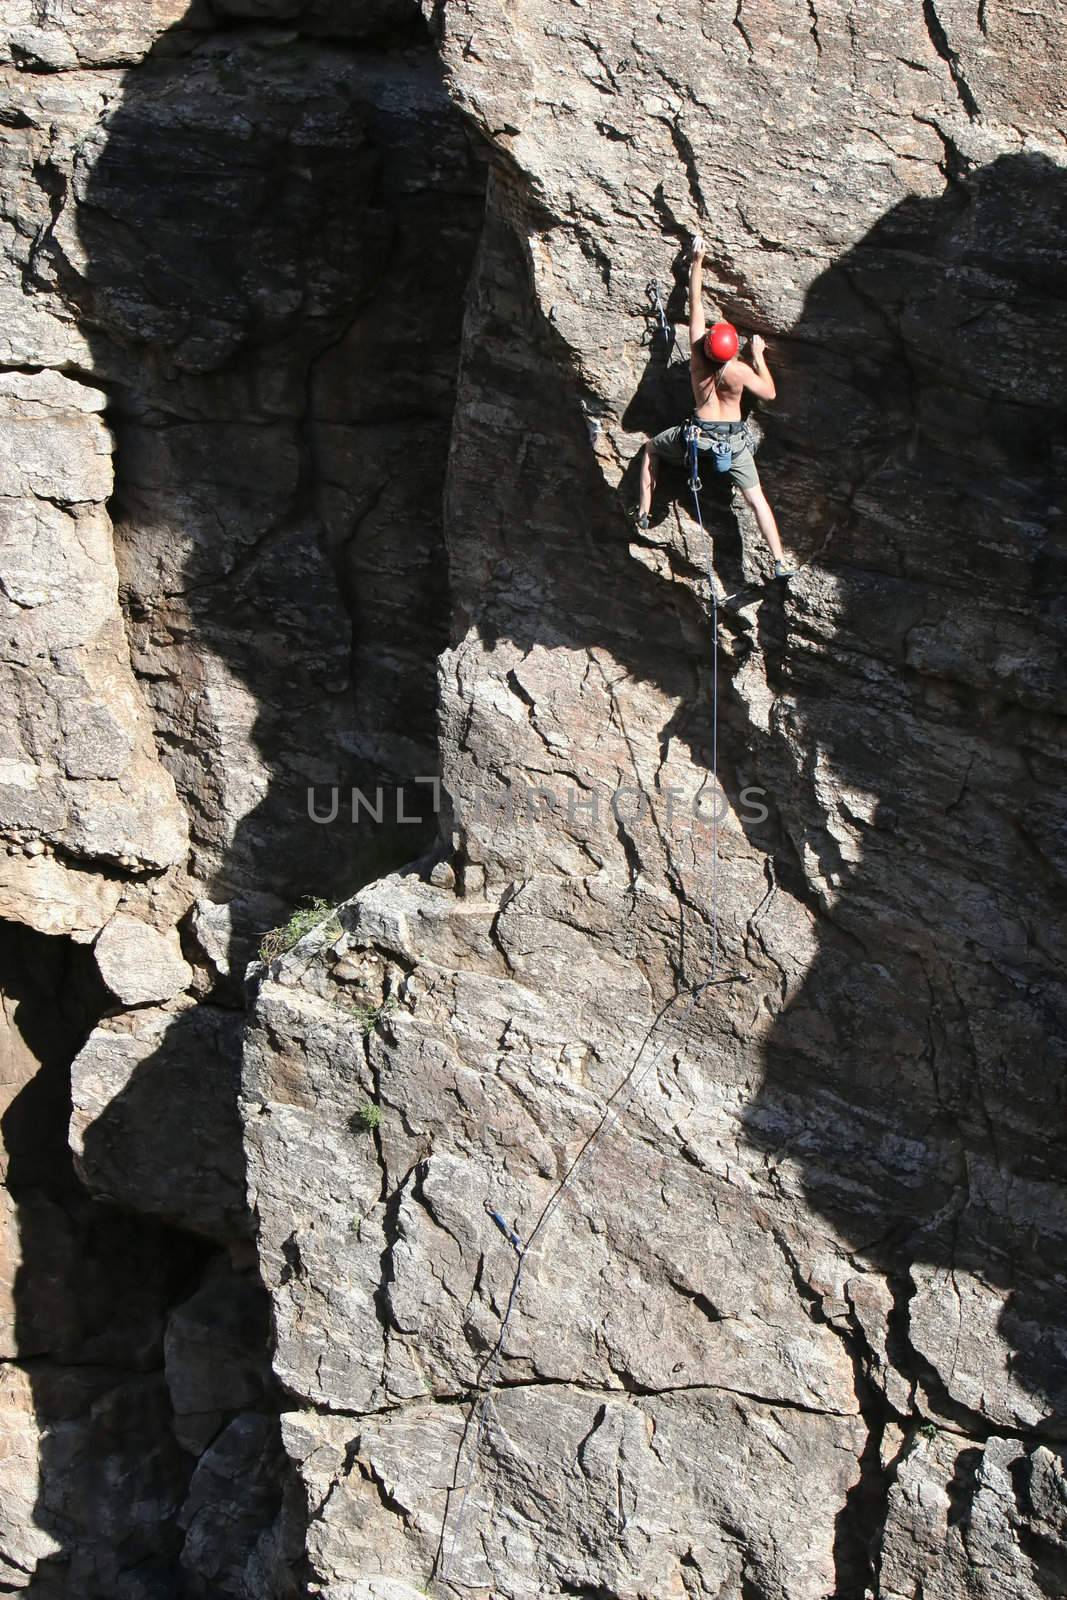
[637,442,658,523]
[739,483,785,563]
[637,426,686,526]
[730,448,793,574]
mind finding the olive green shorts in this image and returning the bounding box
[650,423,760,492]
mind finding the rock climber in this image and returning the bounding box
[636,234,794,579]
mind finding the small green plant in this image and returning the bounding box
[259,897,342,963]
[352,1099,382,1133]
[349,1205,375,1239]
[918,1420,938,1441]
[347,994,398,1035]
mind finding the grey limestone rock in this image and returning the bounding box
[4,0,1067,1594]
[245,0,1067,1593]
[93,912,193,1006]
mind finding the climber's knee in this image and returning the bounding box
[648,425,688,466]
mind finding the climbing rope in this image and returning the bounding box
[435,281,729,1598]
[686,422,721,986]
[437,975,743,1589]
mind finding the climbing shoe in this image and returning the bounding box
[773,559,796,580]
[633,510,650,531]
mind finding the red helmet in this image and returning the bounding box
[704,321,739,362]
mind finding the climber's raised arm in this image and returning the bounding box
[688,234,707,349]
[740,333,777,401]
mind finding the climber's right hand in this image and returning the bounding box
[691,232,705,260]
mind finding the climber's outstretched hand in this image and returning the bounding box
[690,232,705,260]
[751,333,766,360]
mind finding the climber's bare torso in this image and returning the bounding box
[691,349,745,421]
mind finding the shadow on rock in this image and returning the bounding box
[1,922,210,1600]
[737,150,1067,1464]
[8,0,486,1595]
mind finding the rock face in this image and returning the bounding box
[3,0,1067,1596]
[242,3,1067,1598]
[0,368,187,938]
[1,0,483,1593]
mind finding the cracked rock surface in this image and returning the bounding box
[244,0,1067,1596]
[1,0,481,1593]
[2,0,1066,1595]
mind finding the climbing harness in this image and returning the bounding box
[686,416,748,479]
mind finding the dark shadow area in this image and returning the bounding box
[8,0,487,1594]
[742,137,1067,1510]
[742,152,1067,1287]
[1,922,108,1192]
[2,920,211,1599]
[73,2,484,938]
[737,146,1067,1593]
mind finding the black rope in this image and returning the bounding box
[685,425,721,983]
[434,452,731,1594]
[434,280,733,1600]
